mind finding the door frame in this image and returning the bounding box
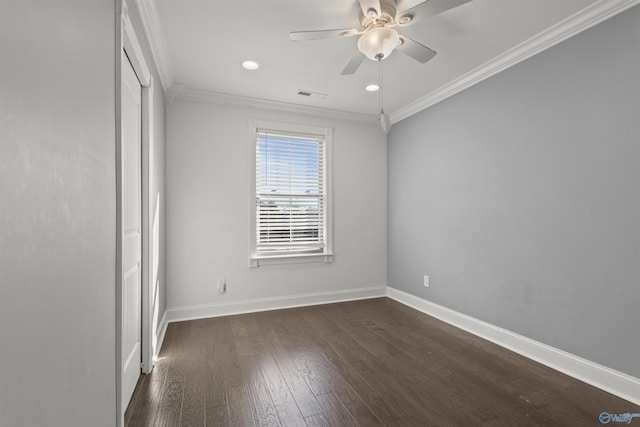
[116,1,155,424]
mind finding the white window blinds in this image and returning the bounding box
[256,128,326,254]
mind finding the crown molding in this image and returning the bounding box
[390,0,640,124]
[134,0,174,92]
[164,83,185,106]
[173,87,380,126]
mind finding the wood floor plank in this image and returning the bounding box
[266,310,385,426]
[128,378,165,427]
[311,305,450,426]
[311,392,359,427]
[230,317,282,427]
[256,310,333,397]
[256,311,322,418]
[294,309,407,426]
[180,321,206,426]
[251,339,307,426]
[126,331,173,427]
[227,384,258,427]
[125,374,147,425]
[125,298,640,427]
[281,309,394,424]
[153,322,188,427]
[365,300,602,425]
[243,360,282,427]
[361,299,632,426]
[203,318,227,415]
[206,404,230,427]
[218,317,244,389]
[356,300,561,424]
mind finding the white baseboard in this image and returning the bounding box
[165,286,387,323]
[153,310,168,363]
[387,287,640,406]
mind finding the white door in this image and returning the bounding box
[121,50,142,409]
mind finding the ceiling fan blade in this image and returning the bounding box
[340,51,365,75]
[397,0,471,23]
[396,36,437,63]
[358,0,382,19]
[289,28,358,41]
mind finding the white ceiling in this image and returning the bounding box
[151,0,610,119]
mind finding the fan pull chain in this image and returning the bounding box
[377,58,391,134]
[378,58,384,115]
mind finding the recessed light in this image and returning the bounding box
[242,60,259,70]
[365,83,380,92]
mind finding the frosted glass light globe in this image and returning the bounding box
[357,27,400,60]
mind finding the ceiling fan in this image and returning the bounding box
[289,0,472,75]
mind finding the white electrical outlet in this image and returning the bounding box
[218,276,227,294]
[424,275,429,287]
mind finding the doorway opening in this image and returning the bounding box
[116,3,157,425]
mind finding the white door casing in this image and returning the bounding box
[121,49,142,410]
[117,3,155,424]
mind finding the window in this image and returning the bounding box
[249,119,333,267]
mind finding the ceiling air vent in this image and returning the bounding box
[297,90,327,100]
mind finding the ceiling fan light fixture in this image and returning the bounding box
[242,60,260,70]
[357,26,400,61]
[365,83,380,92]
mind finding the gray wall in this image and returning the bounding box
[388,5,639,378]
[166,100,387,310]
[0,1,167,425]
[0,1,117,426]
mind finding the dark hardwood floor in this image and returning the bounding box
[125,298,639,426]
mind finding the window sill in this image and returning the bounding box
[249,252,334,268]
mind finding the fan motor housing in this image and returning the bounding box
[360,1,396,29]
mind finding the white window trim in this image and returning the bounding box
[248,118,333,268]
